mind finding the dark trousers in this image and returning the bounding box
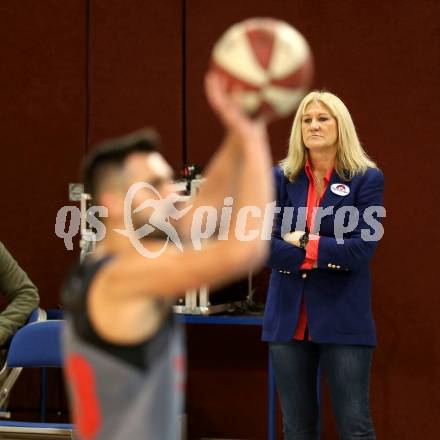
[269,340,376,440]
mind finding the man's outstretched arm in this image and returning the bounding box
[94,71,273,299]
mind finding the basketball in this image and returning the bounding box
[211,17,314,119]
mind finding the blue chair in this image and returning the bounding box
[0,319,73,438]
[0,307,47,407]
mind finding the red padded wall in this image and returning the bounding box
[0,0,87,307]
[88,0,183,169]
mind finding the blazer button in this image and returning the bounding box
[327,263,332,268]
[331,264,336,269]
[336,265,341,269]
[286,271,291,275]
[302,273,307,279]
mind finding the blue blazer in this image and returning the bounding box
[262,165,385,346]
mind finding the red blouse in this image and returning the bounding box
[293,160,334,341]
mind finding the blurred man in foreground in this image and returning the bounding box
[61,72,273,440]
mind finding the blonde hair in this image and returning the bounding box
[280,90,377,181]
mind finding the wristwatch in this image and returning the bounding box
[299,231,310,250]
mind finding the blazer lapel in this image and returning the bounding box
[286,170,308,208]
[284,169,351,235]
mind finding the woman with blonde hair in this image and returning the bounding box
[263,90,384,440]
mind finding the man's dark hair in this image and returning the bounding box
[83,128,159,200]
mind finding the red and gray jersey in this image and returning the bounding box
[61,256,185,440]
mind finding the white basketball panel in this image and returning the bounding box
[269,21,310,79]
[213,23,268,86]
[262,85,306,116]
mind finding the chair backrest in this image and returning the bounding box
[6,320,64,368]
[46,309,64,320]
[27,307,47,324]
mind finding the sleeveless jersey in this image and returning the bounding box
[61,255,185,440]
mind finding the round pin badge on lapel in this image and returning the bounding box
[330,183,350,196]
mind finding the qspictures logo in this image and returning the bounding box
[55,182,386,258]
